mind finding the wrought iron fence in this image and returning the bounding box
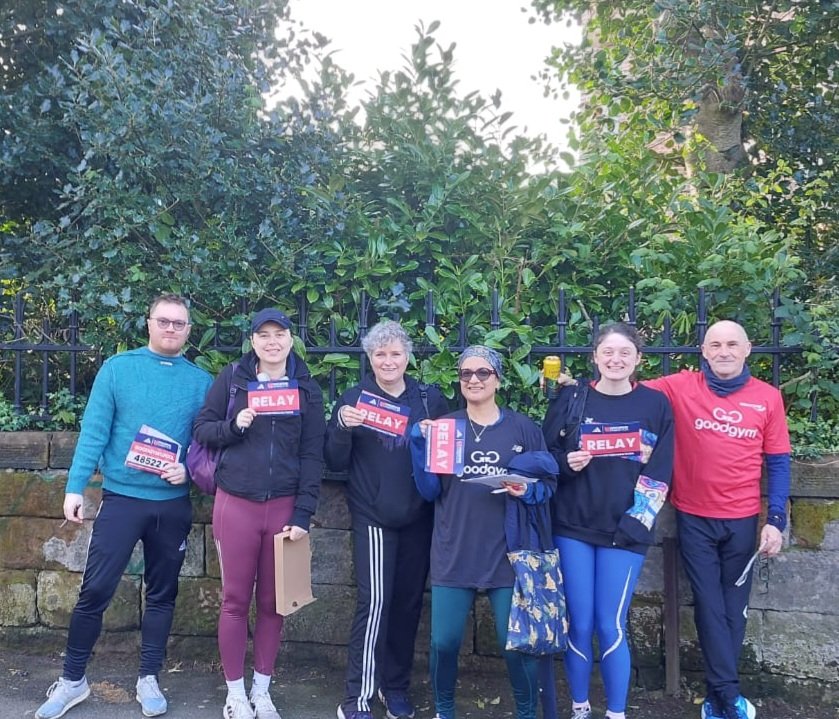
[1,286,801,420]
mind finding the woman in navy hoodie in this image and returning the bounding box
[542,323,674,719]
[325,320,448,719]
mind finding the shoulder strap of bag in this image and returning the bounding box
[418,382,431,419]
[224,361,240,420]
[564,382,589,446]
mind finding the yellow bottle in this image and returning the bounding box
[543,356,561,398]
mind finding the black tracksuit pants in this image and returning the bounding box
[63,490,192,680]
[676,510,759,706]
[343,512,433,712]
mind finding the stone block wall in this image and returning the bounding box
[1,432,837,701]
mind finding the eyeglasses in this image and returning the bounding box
[149,317,189,331]
[458,368,497,382]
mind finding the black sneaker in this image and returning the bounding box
[377,689,415,719]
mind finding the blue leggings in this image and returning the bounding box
[430,585,539,719]
[554,536,645,713]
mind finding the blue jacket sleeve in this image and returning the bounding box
[765,452,791,531]
[512,420,557,505]
[410,422,442,501]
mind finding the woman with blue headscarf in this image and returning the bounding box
[411,345,558,719]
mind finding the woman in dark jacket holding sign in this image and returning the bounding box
[325,320,448,719]
[542,323,674,719]
[192,308,325,719]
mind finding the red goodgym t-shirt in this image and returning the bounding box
[644,371,790,518]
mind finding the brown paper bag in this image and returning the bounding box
[273,531,317,616]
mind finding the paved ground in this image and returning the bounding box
[2,651,835,719]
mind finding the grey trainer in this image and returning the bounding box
[136,675,168,717]
[35,677,91,719]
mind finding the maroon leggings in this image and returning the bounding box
[213,488,295,680]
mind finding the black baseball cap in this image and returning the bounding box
[251,308,293,333]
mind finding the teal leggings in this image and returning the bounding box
[430,585,539,719]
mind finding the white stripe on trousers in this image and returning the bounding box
[358,525,385,711]
[601,566,634,660]
[78,499,104,582]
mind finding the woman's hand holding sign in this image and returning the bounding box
[567,449,593,473]
[235,407,256,431]
[338,404,365,428]
[418,418,434,439]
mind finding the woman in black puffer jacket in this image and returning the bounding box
[193,307,325,719]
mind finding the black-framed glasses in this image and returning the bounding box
[149,317,189,331]
[458,368,497,382]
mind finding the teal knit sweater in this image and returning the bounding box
[66,347,212,500]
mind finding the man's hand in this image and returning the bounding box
[759,524,783,557]
[283,525,308,541]
[63,493,85,524]
[160,462,187,485]
[539,371,577,393]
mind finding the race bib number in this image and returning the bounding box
[248,380,300,415]
[425,419,466,475]
[580,422,642,458]
[125,425,181,476]
[355,390,410,437]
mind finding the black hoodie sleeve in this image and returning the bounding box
[542,385,580,480]
[613,389,675,548]
[192,363,244,448]
[323,387,361,472]
[291,376,327,530]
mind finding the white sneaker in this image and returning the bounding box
[250,690,281,719]
[35,677,91,719]
[224,695,256,719]
[136,675,168,717]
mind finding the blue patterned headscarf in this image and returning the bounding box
[458,345,503,379]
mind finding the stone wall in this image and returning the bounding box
[1,432,837,702]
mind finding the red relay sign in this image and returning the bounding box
[355,390,410,437]
[247,380,301,415]
[425,418,466,475]
[579,421,641,457]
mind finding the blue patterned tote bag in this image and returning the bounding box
[505,546,568,655]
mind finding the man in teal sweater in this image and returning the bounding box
[36,293,212,719]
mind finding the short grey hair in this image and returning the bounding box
[361,320,413,357]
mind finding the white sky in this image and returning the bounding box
[287,0,581,151]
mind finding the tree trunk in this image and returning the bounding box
[694,79,747,173]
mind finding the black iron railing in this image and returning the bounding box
[1,286,799,418]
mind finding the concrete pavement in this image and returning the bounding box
[1,650,532,719]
